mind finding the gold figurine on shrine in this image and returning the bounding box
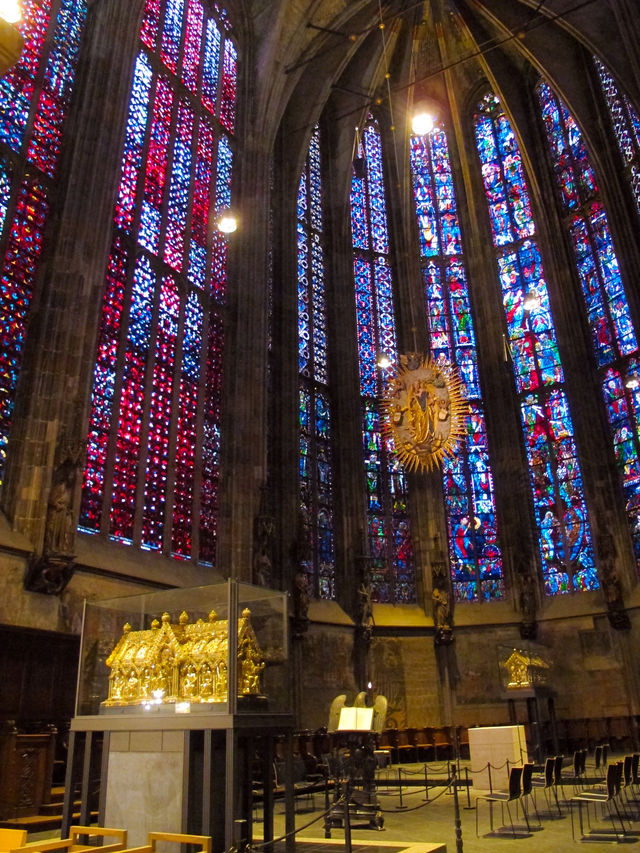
[102,607,265,707]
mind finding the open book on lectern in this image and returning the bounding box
[337,705,374,731]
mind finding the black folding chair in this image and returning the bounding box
[520,762,541,830]
[570,761,629,843]
[531,756,561,818]
[476,765,527,838]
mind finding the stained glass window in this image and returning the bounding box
[537,78,640,568]
[475,93,598,594]
[297,126,335,599]
[351,118,415,603]
[80,0,236,566]
[594,57,640,216]
[0,0,87,484]
[410,127,504,602]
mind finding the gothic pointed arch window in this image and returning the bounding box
[0,0,87,483]
[79,0,237,565]
[409,125,504,602]
[536,78,640,570]
[594,58,640,216]
[297,125,335,599]
[350,116,414,603]
[474,92,598,595]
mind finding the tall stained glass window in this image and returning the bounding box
[0,0,87,483]
[80,0,237,566]
[595,57,640,216]
[475,93,598,595]
[297,126,335,599]
[537,79,640,568]
[410,126,504,602]
[351,117,414,603]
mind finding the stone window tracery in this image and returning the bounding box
[409,124,504,602]
[475,92,598,595]
[0,0,87,485]
[297,125,335,599]
[537,77,640,574]
[79,0,235,565]
[350,116,414,603]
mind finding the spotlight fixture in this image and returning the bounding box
[523,289,540,312]
[217,211,237,234]
[411,109,436,136]
[411,98,439,136]
[0,0,20,24]
[0,6,23,77]
[377,351,392,369]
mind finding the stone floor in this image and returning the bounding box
[28,755,640,853]
[263,757,640,853]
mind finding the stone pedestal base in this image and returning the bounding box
[104,731,185,847]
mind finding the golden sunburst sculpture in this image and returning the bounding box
[382,353,467,472]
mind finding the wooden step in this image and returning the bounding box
[38,802,66,816]
[0,810,97,834]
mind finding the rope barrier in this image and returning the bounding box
[401,764,428,775]
[377,775,455,813]
[249,795,346,851]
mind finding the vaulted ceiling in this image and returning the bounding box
[241,0,640,174]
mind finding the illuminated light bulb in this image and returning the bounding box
[0,0,20,23]
[217,213,237,233]
[377,352,392,369]
[625,373,640,390]
[523,290,540,312]
[412,111,436,135]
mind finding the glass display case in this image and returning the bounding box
[75,580,289,717]
[497,643,551,691]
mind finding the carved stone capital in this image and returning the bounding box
[519,620,538,641]
[607,603,631,632]
[24,554,75,595]
[434,626,454,646]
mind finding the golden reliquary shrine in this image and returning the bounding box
[102,608,265,707]
[503,648,550,689]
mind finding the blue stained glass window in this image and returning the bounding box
[0,0,86,485]
[475,92,597,594]
[410,126,504,601]
[537,77,640,572]
[297,126,335,599]
[80,0,236,567]
[351,116,414,603]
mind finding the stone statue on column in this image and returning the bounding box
[596,520,630,631]
[24,439,84,595]
[517,564,538,641]
[431,536,453,645]
[252,485,274,588]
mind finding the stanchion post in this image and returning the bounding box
[451,764,463,853]
[423,762,429,801]
[465,766,471,809]
[396,767,407,810]
[487,762,492,793]
[323,767,332,838]
[343,781,352,853]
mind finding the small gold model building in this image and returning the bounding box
[102,608,265,707]
[503,648,549,689]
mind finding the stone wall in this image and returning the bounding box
[295,607,640,733]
